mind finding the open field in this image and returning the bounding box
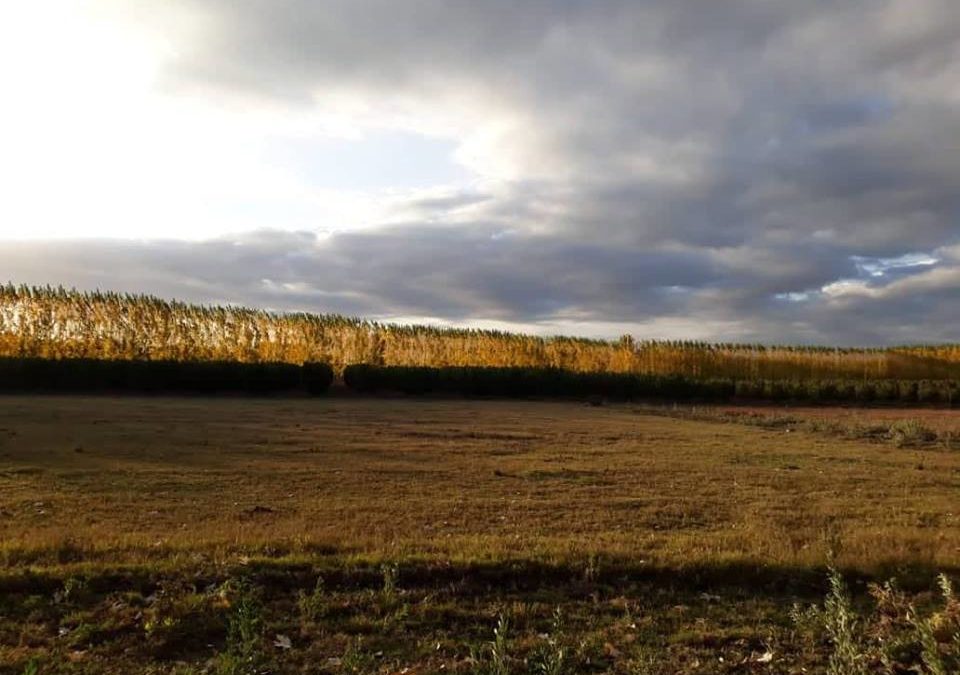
[2,396,960,673]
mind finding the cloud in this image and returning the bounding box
[142,0,960,246]
[823,266,960,301]
[0,227,717,320]
[1,225,957,345]
[2,0,959,344]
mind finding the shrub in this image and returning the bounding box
[837,381,857,401]
[763,379,789,401]
[875,380,900,402]
[917,380,943,404]
[888,420,938,447]
[794,569,960,674]
[301,362,334,394]
[854,381,876,403]
[815,381,839,403]
[898,381,919,403]
[734,379,762,399]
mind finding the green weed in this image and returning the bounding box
[381,562,399,601]
[340,636,376,674]
[471,613,512,675]
[822,568,866,675]
[297,575,327,622]
[529,608,568,675]
[216,580,265,675]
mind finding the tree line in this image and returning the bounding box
[2,284,959,381]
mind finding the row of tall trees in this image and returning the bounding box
[2,284,958,380]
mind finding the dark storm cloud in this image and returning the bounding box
[0,229,720,322]
[11,0,960,343]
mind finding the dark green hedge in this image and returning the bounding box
[343,364,735,401]
[343,365,960,405]
[0,358,334,395]
[2,357,954,403]
[301,361,335,394]
[731,378,959,404]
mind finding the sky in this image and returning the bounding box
[1,0,959,345]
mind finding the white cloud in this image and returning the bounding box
[823,265,960,301]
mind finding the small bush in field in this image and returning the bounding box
[822,569,867,675]
[888,419,938,447]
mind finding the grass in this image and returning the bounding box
[1,395,960,672]
[640,404,960,451]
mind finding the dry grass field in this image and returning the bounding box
[2,396,960,674]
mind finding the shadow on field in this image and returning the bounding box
[3,557,957,599]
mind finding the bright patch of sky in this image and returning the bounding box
[262,133,471,191]
[852,253,939,277]
[0,1,474,241]
[821,279,873,298]
[775,292,812,303]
